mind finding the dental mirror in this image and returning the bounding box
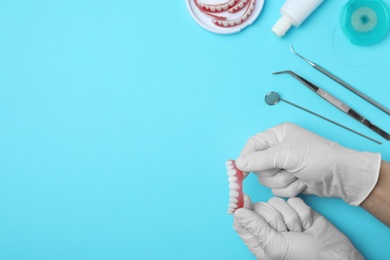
[265,92,281,105]
[264,91,381,144]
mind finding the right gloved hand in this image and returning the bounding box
[233,196,364,260]
[236,123,381,206]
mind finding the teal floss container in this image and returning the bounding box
[340,0,390,45]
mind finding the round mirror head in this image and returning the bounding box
[265,92,281,105]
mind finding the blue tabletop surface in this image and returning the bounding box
[0,1,389,259]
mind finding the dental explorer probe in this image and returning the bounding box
[273,70,390,140]
[265,92,382,144]
[290,45,390,116]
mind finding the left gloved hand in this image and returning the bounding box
[233,196,363,260]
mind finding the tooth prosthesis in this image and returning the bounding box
[228,0,249,13]
[212,0,255,27]
[226,160,244,214]
[193,0,255,28]
[196,0,239,13]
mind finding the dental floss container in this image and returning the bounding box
[340,0,390,45]
[272,0,324,37]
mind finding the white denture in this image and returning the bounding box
[230,190,239,197]
[228,176,237,182]
[229,198,238,203]
[227,170,236,176]
[229,203,238,208]
[212,0,256,28]
[226,160,244,214]
[228,0,236,6]
[228,0,249,13]
[229,182,239,190]
[199,0,238,13]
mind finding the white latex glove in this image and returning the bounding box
[233,197,363,260]
[236,123,381,205]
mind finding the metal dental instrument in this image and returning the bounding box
[264,92,382,144]
[273,70,390,140]
[290,45,390,116]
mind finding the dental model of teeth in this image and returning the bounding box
[194,0,255,28]
[228,0,250,13]
[197,0,239,13]
[226,160,244,214]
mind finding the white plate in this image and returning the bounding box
[186,0,265,34]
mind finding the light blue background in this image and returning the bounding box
[0,0,389,259]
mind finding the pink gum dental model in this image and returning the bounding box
[195,0,239,13]
[193,0,256,27]
[228,0,249,13]
[212,0,255,28]
[226,160,244,214]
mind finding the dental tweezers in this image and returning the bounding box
[290,45,390,115]
[273,70,390,140]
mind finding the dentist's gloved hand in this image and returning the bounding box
[233,197,363,260]
[236,123,381,205]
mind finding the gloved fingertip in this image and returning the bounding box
[272,189,299,198]
[243,193,253,210]
[234,208,262,225]
[272,180,307,198]
[233,207,251,221]
[235,155,248,171]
